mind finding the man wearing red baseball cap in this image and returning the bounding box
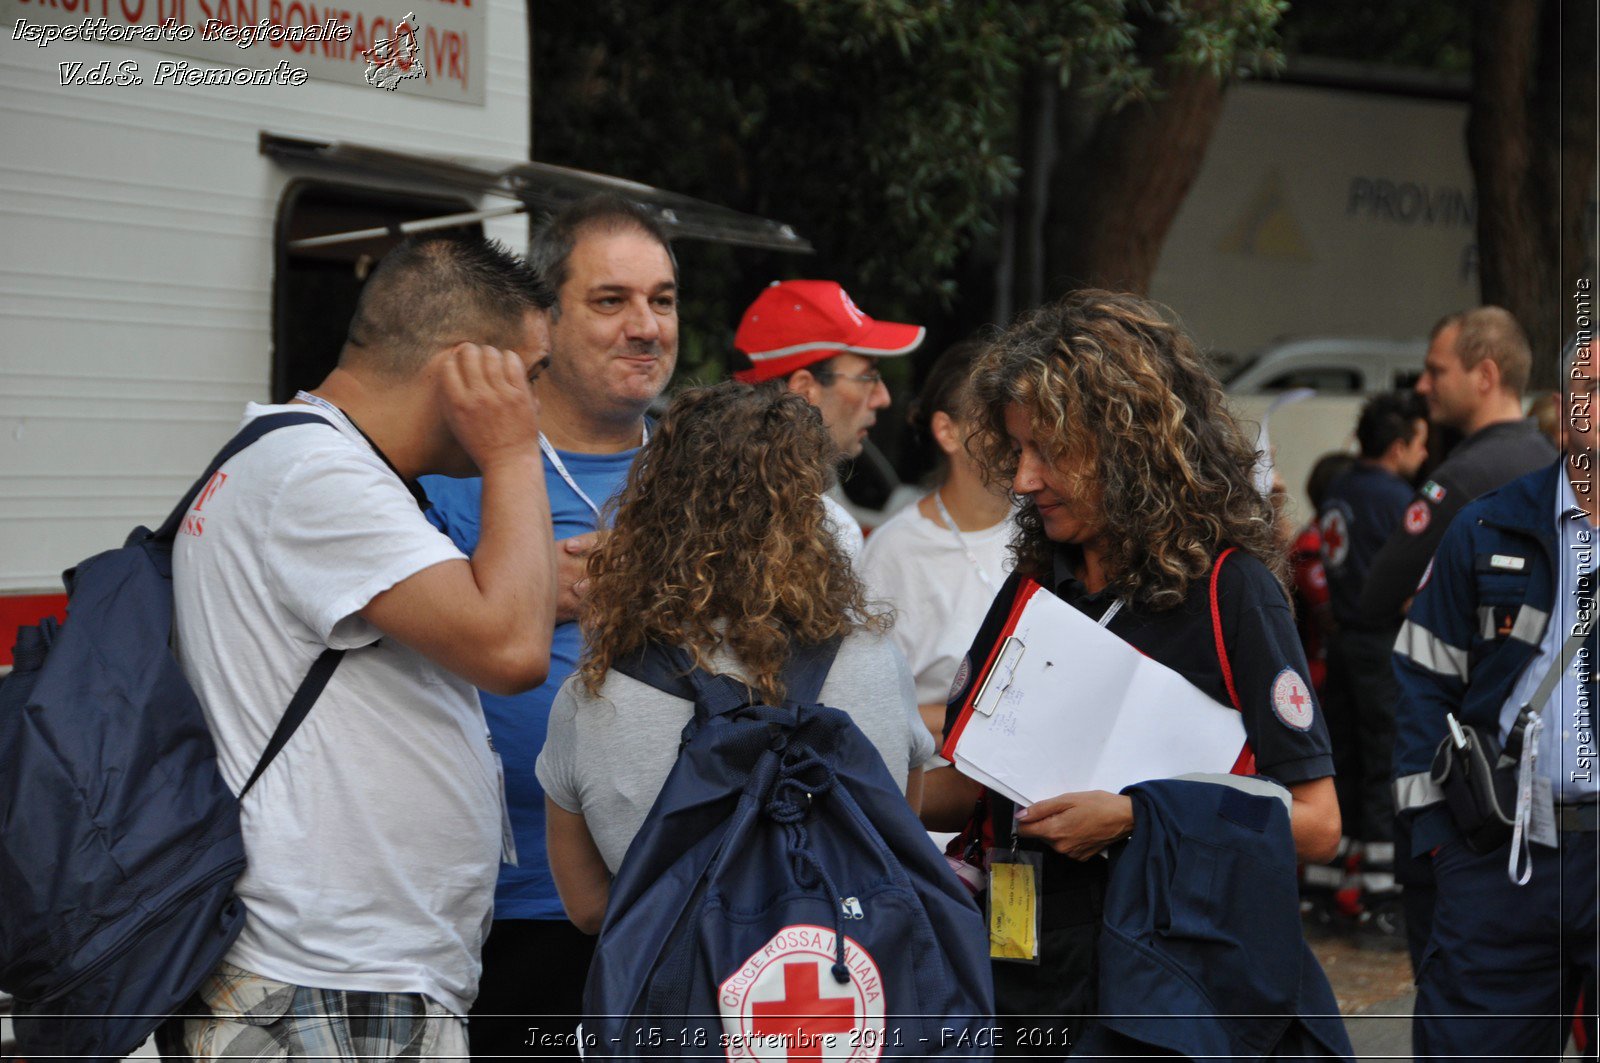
[733,280,925,555]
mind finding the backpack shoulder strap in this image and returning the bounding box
[156,411,345,798]
[1208,547,1244,711]
[779,636,842,705]
[239,646,344,799]
[613,642,698,702]
[152,412,334,543]
[612,635,844,719]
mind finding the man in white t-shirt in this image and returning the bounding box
[731,280,924,559]
[173,236,559,1060]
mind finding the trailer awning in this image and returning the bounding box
[260,132,812,254]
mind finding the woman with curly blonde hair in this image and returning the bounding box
[923,291,1340,1047]
[536,382,933,933]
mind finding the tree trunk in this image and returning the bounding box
[1557,0,1599,388]
[1041,57,1227,296]
[1468,0,1595,388]
[1011,62,1060,314]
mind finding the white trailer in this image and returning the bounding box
[0,5,806,664]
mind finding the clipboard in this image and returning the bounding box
[942,579,1249,807]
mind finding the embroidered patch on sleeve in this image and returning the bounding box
[1404,500,1431,535]
[1270,668,1315,731]
[1421,480,1447,503]
[1319,509,1350,568]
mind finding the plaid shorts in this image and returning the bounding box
[183,962,468,1061]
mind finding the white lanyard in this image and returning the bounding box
[539,423,649,519]
[293,390,354,431]
[1509,713,1541,886]
[1098,597,1124,628]
[931,489,999,593]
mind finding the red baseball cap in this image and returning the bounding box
[732,280,925,383]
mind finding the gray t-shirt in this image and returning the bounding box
[536,629,934,873]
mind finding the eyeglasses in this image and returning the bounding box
[812,367,883,388]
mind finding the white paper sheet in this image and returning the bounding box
[947,584,1248,807]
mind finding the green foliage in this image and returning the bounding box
[1277,0,1470,73]
[530,0,1285,376]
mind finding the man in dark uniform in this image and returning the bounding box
[1358,307,1558,969]
[1391,336,1597,1059]
[1361,307,1558,623]
[1318,393,1429,946]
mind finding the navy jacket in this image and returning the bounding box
[1361,419,1555,624]
[1074,778,1353,1060]
[1320,462,1413,630]
[1392,460,1579,855]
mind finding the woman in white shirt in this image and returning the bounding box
[860,341,1014,743]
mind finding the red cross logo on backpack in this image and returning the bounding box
[719,926,886,1063]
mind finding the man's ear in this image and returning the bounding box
[787,368,822,405]
[1473,355,1503,395]
[930,409,962,456]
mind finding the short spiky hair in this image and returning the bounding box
[342,236,552,377]
[528,193,677,316]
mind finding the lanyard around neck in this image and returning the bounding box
[932,488,999,593]
[293,390,428,511]
[1098,597,1124,628]
[539,423,650,519]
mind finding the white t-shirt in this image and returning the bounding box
[859,499,1014,707]
[823,492,866,562]
[173,403,498,1016]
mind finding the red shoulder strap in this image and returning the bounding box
[1209,547,1257,775]
[1209,547,1243,711]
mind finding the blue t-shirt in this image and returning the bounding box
[421,443,640,920]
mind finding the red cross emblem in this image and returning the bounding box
[751,964,858,1063]
[1271,668,1315,731]
[719,925,886,1063]
[1319,509,1349,569]
[1404,500,1431,535]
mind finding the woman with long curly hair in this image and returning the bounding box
[923,291,1340,1045]
[536,381,934,933]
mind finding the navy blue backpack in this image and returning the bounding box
[589,638,994,1060]
[0,413,341,1061]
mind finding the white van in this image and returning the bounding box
[1224,336,1426,521]
[1224,336,1426,395]
[0,5,805,664]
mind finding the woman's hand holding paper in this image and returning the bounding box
[1014,790,1135,860]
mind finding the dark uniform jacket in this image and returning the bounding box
[1320,462,1413,630]
[1391,460,1589,854]
[945,549,1336,815]
[1076,777,1353,1060]
[1361,418,1556,625]
[942,548,1337,1032]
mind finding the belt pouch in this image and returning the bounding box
[1430,724,1517,853]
